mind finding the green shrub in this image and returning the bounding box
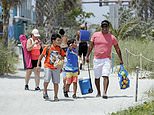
[111,89,154,115]
[0,40,19,75]
[111,101,154,115]
[112,39,154,72]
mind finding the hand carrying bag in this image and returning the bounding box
[118,64,130,89]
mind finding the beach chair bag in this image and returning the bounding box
[118,64,130,89]
[19,34,32,69]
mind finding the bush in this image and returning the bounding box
[112,39,154,72]
[111,89,154,115]
[111,101,154,115]
[0,40,19,75]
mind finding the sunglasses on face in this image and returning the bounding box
[101,25,108,28]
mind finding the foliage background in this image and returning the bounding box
[0,39,18,75]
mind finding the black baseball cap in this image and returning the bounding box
[101,20,110,27]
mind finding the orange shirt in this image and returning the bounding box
[29,38,41,60]
[31,44,41,60]
[42,45,65,69]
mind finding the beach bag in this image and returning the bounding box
[118,64,130,89]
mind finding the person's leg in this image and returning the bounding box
[83,56,85,65]
[64,83,70,97]
[25,69,32,85]
[43,82,49,99]
[54,83,59,98]
[52,69,60,101]
[64,72,72,97]
[72,73,78,98]
[63,77,67,90]
[93,58,103,97]
[73,82,77,98]
[102,58,111,99]
[79,55,83,70]
[25,69,32,90]
[43,68,51,99]
[65,84,70,92]
[43,82,49,94]
[78,43,83,70]
[82,42,88,65]
[61,71,67,92]
[103,76,109,96]
[95,78,101,96]
[33,67,40,89]
[33,60,41,89]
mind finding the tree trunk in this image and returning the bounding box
[2,8,10,46]
[35,0,44,27]
[149,0,154,19]
[143,0,148,22]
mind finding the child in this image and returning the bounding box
[37,33,65,101]
[64,39,79,98]
[59,29,68,93]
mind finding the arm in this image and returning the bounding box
[85,22,87,30]
[78,62,80,75]
[76,31,80,42]
[86,41,94,63]
[65,36,68,45]
[36,53,44,72]
[26,39,35,51]
[37,53,44,67]
[114,44,123,64]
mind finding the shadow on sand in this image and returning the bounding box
[108,95,133,98]
[28,89,53,92]
[18,68,44,72]
[77,95,96,99]
[0,75,44,80]
[45,98,74,102]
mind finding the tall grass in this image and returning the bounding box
[112,39,154,72]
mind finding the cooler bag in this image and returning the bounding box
[118,64,130,89]
[79,64,93,95]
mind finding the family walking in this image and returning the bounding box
[20,20,123,101]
